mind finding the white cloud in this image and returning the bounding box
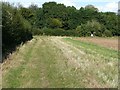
[1,0,119,12]
[105,2,118,12]
[59,0,119,12]
[60,0,119,3]
[97,2,118,12]
[60,0,75,6]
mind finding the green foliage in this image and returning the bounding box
[2,2,33,55]
[47,18,62,28]
[117,15,120,36]
[35,8,45,28]
[31,1,118,37]
[76,25,83,36]
[42,28,64,36]
[2,1,119,57]
[97,12,118,36]
[103,30,112,37]
[19,7,34,20]
[31,28,43,35]
[76,20,107,37]
[39,28,78,36]
[85,5,98,12]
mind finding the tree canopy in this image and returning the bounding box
[2,1,119,58]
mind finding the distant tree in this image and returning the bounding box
[97,12,118,36]
[35,8,45,28]
[85,5,98,12]
[76,20,106,36]
[19,7,34,20]
[76,25,83,36]
[47,18,62,28]
[103,29,112,37]
[3,1,119,40]
[42,2,68,28]
[29,4,38,11]
[66,6,80,29]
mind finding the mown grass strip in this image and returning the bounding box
[3,39,37,88]
[63,38,118,61]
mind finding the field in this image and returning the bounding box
[75,37,118,50]
[2,36,118,88]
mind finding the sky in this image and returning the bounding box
[1,0,120,13]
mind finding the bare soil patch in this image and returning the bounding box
[75,37,118,50]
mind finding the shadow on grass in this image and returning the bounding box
[1,37,33,63]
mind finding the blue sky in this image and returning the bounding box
[2,0,120,12]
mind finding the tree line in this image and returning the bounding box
[32,2,119,36]
[2,1,120,59]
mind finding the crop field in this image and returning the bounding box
[75,37,118,50]
[2,36,118,88]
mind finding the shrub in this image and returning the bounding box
[40,27,78,36]
[46,18,62,28]
[31,28,44,35]
[103,30,112,37]
[76,20,107,37]
[2,2,33,55]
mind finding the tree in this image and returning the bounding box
[103,29,112,37]
[47,18,62,28]
[2,2,32,55]
[85,5,98,12]
[19,7,34,20]
[76,20,106,36]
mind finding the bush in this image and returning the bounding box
[76,20,107,37]
[41,28,64,36]
[31,28,44,35]
[46,18,62,29]
[2,2,33,56]
[103,30,112,37]
[40,28,78,36]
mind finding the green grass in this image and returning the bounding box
[2,36,118,88]
[63,37,118,61]
[3,38,37,88]
[3,36,85,88]
[63,37,118,87]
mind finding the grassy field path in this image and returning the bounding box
[2,36,118,88]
